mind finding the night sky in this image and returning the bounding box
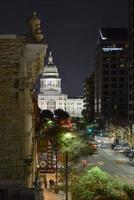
[0,0,128,96]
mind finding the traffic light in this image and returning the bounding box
[88,128,93,133]
[86,127,93,134]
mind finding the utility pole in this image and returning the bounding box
[55,150,58,184]
[65,151,68,200]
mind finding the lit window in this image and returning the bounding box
[120,64,125,68]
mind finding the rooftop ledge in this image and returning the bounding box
[0,34,26,39]
[0,34,18,39]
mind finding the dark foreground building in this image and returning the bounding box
[0,181,34,200]
[0,11,47,199]
[128,0,134,123]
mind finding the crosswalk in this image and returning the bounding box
[112,173,134,181]
[112,174,134,185]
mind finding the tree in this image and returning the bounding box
[56,132,95,157]
[107,122,134,147]
[54,109,70,120]
[71,166,134,200]
[40,109,54,122]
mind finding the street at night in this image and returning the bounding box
[1,0,134,200]
[86,148,134,186]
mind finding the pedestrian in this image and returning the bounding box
[51,180,55,189]
[49,179,52,189]
[44,180,47,189]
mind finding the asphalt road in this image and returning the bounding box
[84,147,134,185]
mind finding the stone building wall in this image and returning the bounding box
[0,35,47,187]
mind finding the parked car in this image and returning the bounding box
[89,141,98,149]
[99,143,108,148]
[128,150,134,161]
[123,148,132,157]
[111,143,116,149]
[55,164,64,172]
[122,144,130,151]
[113,145,123,151]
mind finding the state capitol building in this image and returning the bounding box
[38,52,83,117]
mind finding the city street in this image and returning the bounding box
[85,147,134,185]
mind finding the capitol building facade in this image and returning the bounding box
[38,53,83,117]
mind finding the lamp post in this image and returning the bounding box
[63,132,73,200]
[55,149,58,185]
[65,151,68,200]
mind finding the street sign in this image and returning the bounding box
[38,140,55,173]
[39,161,47,168]
[39,168,55,173]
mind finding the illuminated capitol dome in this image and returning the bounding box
[38,52,83,117]
[42,52,59,77]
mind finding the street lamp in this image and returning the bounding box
[62,132,91,200]
[62,132,75,200]
[65,150,68,200]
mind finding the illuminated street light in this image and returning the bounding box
[62,132,74,200]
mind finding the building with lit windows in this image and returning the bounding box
[94,28,128,121]
[38,52,83,117]
[83,72,95,122]
[128,0,134,122]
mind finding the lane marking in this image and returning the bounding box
[128,175,133,178]
[113,175,119,178]
[120,174,126,178]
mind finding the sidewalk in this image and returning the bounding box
[44,189,61,200]
[44,189,71,200]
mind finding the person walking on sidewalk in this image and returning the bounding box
[49,179,52,189]
[44,180,47,189]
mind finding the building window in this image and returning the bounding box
[111,64,117,68]
[111,70,117,75]
[112,57,117,62]
[119,70,125,75]
[111,77,117,82]
[103,90,109,95]
[120,64,125,68]
[111,84,117,88]
[120,84,126,89]
[77,103,82,105]
[103,70,109,75]
[111,91,117,95]
[103,77,109,82]
[119,77,125,82]
[120,57,125,62]
[104,57,110,62]
[103,84,109,88]
[103,64,109,68]
[103,97,109,102]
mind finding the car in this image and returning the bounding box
[111,143,116,149]
[122,144,130,151]
[113,145,123,151]
[99,143,108,148]
[54,164,64,172]
[88,141,98,149]
[123,148,132,157]
[128,150,134,161]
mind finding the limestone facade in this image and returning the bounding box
[0,34,47,187]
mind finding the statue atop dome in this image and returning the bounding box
[48,52,54,64]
